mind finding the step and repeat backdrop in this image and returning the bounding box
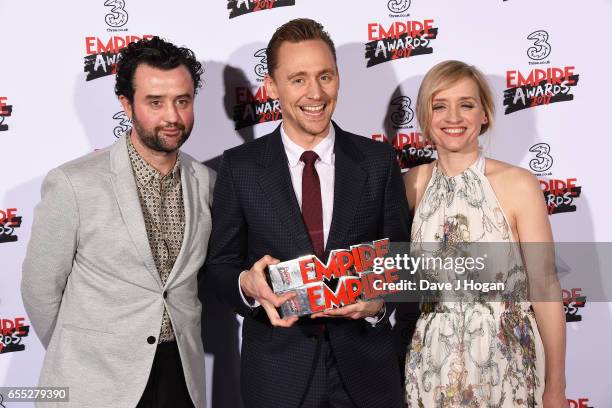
[1,0,611,407]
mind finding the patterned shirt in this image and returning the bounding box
[127,135,185,343]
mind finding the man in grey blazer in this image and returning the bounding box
[21,37,214,407]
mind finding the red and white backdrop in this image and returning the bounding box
[1,1,610,407]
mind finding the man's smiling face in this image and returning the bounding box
[265,39,339,143]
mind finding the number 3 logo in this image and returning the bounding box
[113,111,132,138]
[104,0,129,28]
[390,96,414,128]
[527,30,551,61]
[387,0,411,14]
[254,48,268,78]
[529,142,553,172]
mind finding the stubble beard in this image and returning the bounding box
[131,110,192,153]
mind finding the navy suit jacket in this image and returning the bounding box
[205,122,412,408]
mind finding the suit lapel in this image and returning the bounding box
[257,126,313,256]
[326,123,366,254]
[165,156,198,287]
[110,135,161,287]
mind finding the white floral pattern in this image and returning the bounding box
[406,156,545,407]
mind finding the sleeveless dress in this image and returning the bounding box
[405,155,545,407]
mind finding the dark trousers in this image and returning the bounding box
[136,341,194,408]
[299,333,358,408]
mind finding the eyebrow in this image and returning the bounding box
[144,94,193,100]
[433,96,478,102]
[287,68,337,80]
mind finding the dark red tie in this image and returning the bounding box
[300,151,324,260]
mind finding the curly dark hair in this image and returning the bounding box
[114,36,203,102]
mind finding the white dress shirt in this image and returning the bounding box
[280,124,335,248]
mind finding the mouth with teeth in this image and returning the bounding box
[300,104,326,119]
[442,127,467,137]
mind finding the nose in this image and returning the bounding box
[445,104,462,123]
[307,78,324,100]
[163,103,180,125]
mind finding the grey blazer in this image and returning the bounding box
[21,135,215,408]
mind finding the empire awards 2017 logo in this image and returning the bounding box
[562,288,586,323]
[84,35,153,81]
[503,66,579,114]
[104,0,129,29]
[365,19,438,68]
[0,97,12,132]
[0,208,22,244]
[112,111,132,138]
[227,0,296,19]
[231,48,281,129]
[540,177,582,215]
[372,93,435,170]
[504,30,579,114]
[529,144,583,215]
[0,317,30,354]
[567,398,594,408]
[233,85,281,130]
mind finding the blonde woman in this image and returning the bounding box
[404,60,566,407]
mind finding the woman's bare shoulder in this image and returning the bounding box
[485,158,538,189]
[485,158,543,215]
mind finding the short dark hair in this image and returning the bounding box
[115,36,203,102]
[266,18,336,78]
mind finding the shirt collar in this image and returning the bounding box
[280,123,335,167]
[126,133,181,187]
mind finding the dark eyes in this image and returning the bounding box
[150,99,190,107]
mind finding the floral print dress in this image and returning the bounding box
[405,155,545,407]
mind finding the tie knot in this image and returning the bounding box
[300,151,319,166]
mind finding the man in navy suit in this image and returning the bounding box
[205,18,412,408]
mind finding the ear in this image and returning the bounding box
[482,114,488,124]
[264,74,278,99]
[335,68,341,90]
[119,95,133,120]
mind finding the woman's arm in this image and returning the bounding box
[511,168,567,406]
